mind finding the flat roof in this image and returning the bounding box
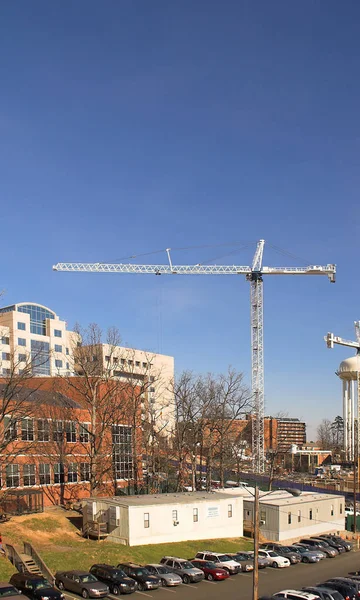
[220,487,343,506]
[85,491,241,507]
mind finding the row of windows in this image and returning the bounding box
[54,345,69,355]
[4,462,91,487]
[5,418,90,443]
[1,352,69,369]
[286,504,342,525]
[105,357,153,370]
[143,505,233,528]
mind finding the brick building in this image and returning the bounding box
[0,377,143,508]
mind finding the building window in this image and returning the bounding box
[144,513,150,528]
[112,425,133,479]
[18,353,26,362]
[17,304,55,336]
[80,463,90,481]
[298,510,301,523]
[53,463,65,484]
[54,329,62,338]
[66,347,69,355]
[1,336,9,345]
[105,355,110,362]
[66,362,69,370]
[121,358,125,365]
[6,464,19,487]
[55,344,62,353]
[2,352,10,361]
[340,503,343,515]
[142,362,147,368]
[128,360,133,366]
[331,504,334,516]
[113,357,119,364]
[79,424,90,443]
[150,387,155,393]
[37,419,50,442]
[52,420,63,442]
[135,361,140,367]
[67,463,78,483]
[193,508,198,522]
[4,416,17,441]
[309,509,313,520]
[150,376,155,382]
[39,463,50,485]
[18,338,26,347]
[23,464,36,486]
[55,359,63,368]
[31,340,50,375]
[21,418,34,441]
[228,504,233,518]
[172,510,178,521]
[288,512,292,525]
[17,322,26,331]
[65,421,76,442]
[2,368,10,375]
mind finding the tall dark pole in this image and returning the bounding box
[354,420,358,536]
[253,486,259,600]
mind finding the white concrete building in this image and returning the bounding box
[220,487,345,542]
[0,302,77,377]
[83,492,243,546]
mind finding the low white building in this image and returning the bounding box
[220,487,345,542]
[83,491,243,546]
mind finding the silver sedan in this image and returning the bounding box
[145,565,182,587]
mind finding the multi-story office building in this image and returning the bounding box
[0,302,77,377]
[276,417,306,451]
[0,302,175,434]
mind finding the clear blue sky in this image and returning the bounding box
[1,1,359,438]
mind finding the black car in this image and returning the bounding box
[90,564,137,595]
[117,564,160,591]
[9,574,64,600]
[328,579,360,596]
[318,580,357,600]
[303,587,344,600]
[311,538,345,554]
[318,535,352,552]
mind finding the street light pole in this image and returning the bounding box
[253,486,259,600]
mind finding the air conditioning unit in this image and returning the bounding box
[173,521,179,526]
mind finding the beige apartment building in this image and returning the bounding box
[0,302,175,435]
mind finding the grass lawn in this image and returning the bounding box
[0,509,252,581]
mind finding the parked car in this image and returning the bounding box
[195,551,241,574]
[144,565,182,587]
[89,564,137,594]
[117,564,160,591]
[159,557,204,584]
[9,574,63,600]
[274,590,319,600]
[0,583,28,600]
[327,578,360,596]
[226,553,254,572]
[299,540,338,558]
[260,544,301,565]
[258,550,290,568]
[189,559,229,581]
[318,580,357,600]
[319,536,352,552]
[55,571,109,598]
[311,538,345,554]
[293,544,326,560]
[289,545,321,563]
[244,551,271,568]
[303,587,344,600]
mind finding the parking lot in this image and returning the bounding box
[58,551,360,600]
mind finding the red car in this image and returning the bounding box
[189,559,229,581]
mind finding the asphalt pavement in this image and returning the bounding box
[62,551,360,600]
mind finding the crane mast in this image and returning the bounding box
[54,241,336,473]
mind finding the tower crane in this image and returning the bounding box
[53,240,336,473]
[325,322,360,461]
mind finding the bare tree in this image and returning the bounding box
[57,323,132,496]
[317,418,334,450]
